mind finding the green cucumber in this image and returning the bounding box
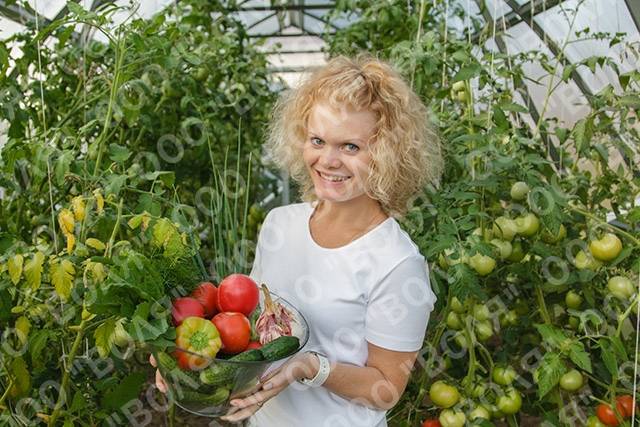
[199,349,264,386]
[180,387,229,405]
[260,336,300,361]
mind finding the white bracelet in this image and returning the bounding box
[297,351,330,387]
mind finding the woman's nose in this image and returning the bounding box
[319,147,342,169]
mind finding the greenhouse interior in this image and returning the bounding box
[0,0,639,426]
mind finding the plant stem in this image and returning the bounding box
[535,283,553,324]
[48,319,87,426]
[568,205,640,246]
[104,199,124,258]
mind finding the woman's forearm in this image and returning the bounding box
[299,353,401,411]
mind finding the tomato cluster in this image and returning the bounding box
[594,395,636,426]
[170,274,261,370]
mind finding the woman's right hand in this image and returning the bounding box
[148,354,168,393]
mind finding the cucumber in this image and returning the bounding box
[180,387,229,405]
[199,349,264,386]
[260,336,300,361]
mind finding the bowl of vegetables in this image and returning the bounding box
[154,275,309,417]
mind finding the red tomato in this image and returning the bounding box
[421,420,441,427]
[616,395,636,417]
[212,312,251,354]
[246,341,262,350]
[190,282,218,317]
[171,297,205,326]
[217,274,259,316]
[596,403,620,426]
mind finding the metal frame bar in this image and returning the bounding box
[624,0,640,33]
[302,9,339,31]
[234,3,336,12]
[246,11,277,30]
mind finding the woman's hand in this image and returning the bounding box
[220,352,318,423]
[148,354,168,393]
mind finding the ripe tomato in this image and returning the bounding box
[559,369,583,392]
[217,274,259,316]
[429,381,460,408]
[171,297,205,326]
[468,253,496,276]
[596,403,620,426]
[190,282,218,317]
[510,181,530,201]
[589,233,622,261]
[616,394,636,417]
[212,312,251,354]
[246,341,262,350]
[421,420,441,427]
[607,276,635,300]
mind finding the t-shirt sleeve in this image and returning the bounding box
[365,255,437,352]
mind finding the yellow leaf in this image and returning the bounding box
[85,238,106,251]
[15,316,31,345]
[24,252,45,290]
[84,261,106,284]
[93,189,104,214]
[50,258,75,301]
[141,213,151,231]
[71,196,86,221]
[65,233,75,253]
[8,254,24,285]
[58,209,75,234]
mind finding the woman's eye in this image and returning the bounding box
[310,137,323,146]
[345,143,359,152]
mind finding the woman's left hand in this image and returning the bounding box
[220,352,317,423]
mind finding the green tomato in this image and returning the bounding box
[452,80,466,92]
[559,369,584,392]
[454,332,469,349]
[586,416,607,427]
[499,309,518,327]
[541,224,567,243]
[607,275,635,300]
[473,304,490,321]
[472,226,493,241]
[589,233,622,261]
[456,90,469,103]
[510,181,530,201]
[446,311,463,330]
[429,381,460,408]
[439,409,466,427]
[507,240,525,262]
[161,79,181,98]
[450,296,466,314]
[193,66,209,81]
[490,239,513,260]
[565,291,583,309]
[471,383,486,398]
[574,250,602,270]
[469,405,491,420]
[493,217,518,241]
[492,366,517,385]
[496,388,522,414]
[468,253,496,276]
[515,213,540,237]
[474,319,494,341]
[567,316,580,330]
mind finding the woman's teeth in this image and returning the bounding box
[318,171,351,182]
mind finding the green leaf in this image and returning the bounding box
[108,143,131,163]
[497,102,528,113]
[535,352,566,398]
[104,174,127,196]
[599,338,618,378]
[100,372,146,411]
[535,324,568,349]
[94,318,116,358]
[453,64,481,82]
[568,342,592,373]
[24,252,45,290]
[55,151,74,186]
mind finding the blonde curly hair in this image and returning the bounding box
[265,54,443,218]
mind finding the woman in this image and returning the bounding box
[220,54,444,426]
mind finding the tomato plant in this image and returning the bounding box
[429,381,460,408]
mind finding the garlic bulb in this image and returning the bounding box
[256,284,294,345]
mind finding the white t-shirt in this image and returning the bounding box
[247,201,436,427]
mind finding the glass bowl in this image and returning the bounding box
[154,291,309,417]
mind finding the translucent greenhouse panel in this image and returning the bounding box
[244,12,283,36]
[0,17,26,40]
[483,0,513,19]
[535,0,640,95]
[449,0,483,35]
[24,0,65,20]
[502,21,591,128]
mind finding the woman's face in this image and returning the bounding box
[302,101,378,203]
